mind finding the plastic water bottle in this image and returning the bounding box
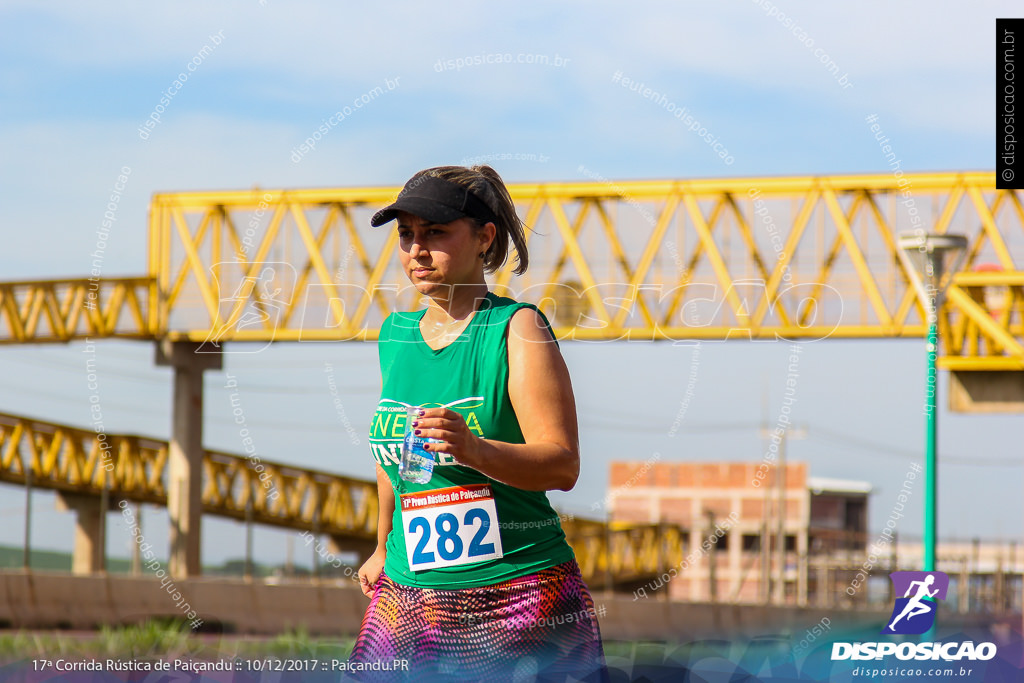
[399,406,439,484]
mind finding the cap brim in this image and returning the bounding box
[370,197,467,227]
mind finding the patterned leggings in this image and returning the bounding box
[347,559,608,682]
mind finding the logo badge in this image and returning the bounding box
[881,571,949,635]
[198,262,296,354]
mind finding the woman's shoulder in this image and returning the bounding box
[483,290,517,308]
[484,291,539,316]
[484,292,557,345]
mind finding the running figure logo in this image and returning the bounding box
[881,571,949,635]
[197,262,296,354]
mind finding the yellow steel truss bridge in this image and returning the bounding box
[0,411,682,587]
[0,171,1020,580]
[0,171,1020,372]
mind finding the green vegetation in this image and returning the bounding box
[0,545,144,573]
[0,621,203,661]
[0,544,351,579]
[235,627,354,661]
[0,622,671,670]
[0,621,357,663]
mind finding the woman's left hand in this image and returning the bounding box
[411,407,483,468]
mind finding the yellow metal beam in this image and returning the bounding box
[0,411,685,584]
[0,412,377,539]
[0,278,154,344]
[0,172,1020,371]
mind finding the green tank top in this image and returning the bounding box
[369,291,576,588]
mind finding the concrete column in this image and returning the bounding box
[155,340,222,578]
[328,535,377,572]
[797,491,809,606]
[56,493,106,574]
[130,503,142,575]
[773,447,786,605]
[690,527,703,601]
[704,510,717,603]
[727,521,742,601]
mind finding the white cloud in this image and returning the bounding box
[2,0,1010,138]
[0,0,1008,276]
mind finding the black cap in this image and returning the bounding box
[371,174,498,227]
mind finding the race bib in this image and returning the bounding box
[400,484,504,571]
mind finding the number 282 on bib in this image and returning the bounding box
[399,484,504,571]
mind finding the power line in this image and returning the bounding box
[576,416,1021,469]
[1,368,1016,468]
[807,429,1021,467]
[0,382,367,435]
[0,355,377,394]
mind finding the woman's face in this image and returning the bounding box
[396,211,493,297]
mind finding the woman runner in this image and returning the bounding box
[347,165,607,681]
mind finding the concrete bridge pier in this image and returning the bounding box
[327,535,377,571]
[56,492,109,574]
[155,340,222,578]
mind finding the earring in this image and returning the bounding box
[478,252,485,258]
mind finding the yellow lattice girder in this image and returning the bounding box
[0,172,1021,371]
[0,409,690,585]
[0,412,376,539]
[562,519,687,586]
[0,278,153,343]
[136,172,1021,367]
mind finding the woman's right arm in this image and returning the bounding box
[357,462,395,597]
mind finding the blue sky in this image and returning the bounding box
[0,1,1019,566]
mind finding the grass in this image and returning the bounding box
[235,627,354,660]
[0,621,667,668]
[0,621,201,662]
[0,621,355,663]
[0,544,334,578]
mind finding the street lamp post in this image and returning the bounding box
[896,232,968,573]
